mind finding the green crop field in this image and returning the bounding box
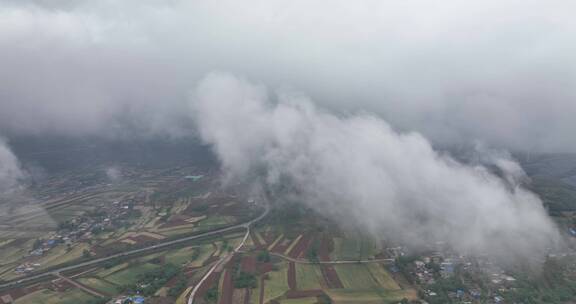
[334,264,378,289]
[295,264,323,290]
[263,262,290,303]
[164,245,198,265]
[332,237,360,260]
[358,237,379,260]
[95,262,130,278]
[105,262,161,285]
[0,239,34,265]
[36,243,90,270]
[332,234,379,260]
[156,226,195,237]
[188,243,216,267]
[14,288,97,304]
[49,208,90,223]
[78,277,119,295]
[197,215,235,228]
[365,264,401,290]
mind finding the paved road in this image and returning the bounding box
[0,204,270,291]
[187,224,252,304]
[187,201,269,304]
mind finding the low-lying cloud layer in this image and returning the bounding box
[191,73,560,261]
[0,0,575,152]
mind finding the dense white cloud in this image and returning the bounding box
[190,73,560,261]
[0,138,24,195]
[0,0,574,151]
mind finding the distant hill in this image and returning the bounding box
[521,154,576,213]
[8,136,216,173]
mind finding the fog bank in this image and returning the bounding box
[191,73,560,261]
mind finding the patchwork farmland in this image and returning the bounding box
[0,163,416,304]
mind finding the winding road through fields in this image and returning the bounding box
[186,220,253,304]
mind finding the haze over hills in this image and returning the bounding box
[523,154,576,188]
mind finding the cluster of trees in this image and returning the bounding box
[222,240,233,253]
[85,298,110,304]
[306,239,320,263]
[398,254,576,304]
[58,220,77,231]
[102,256,129,268]
[423,276,466,304]
[395,255,467,304]
[204,286,218,303]
[191,204,209,213]
[395,255,419,285]
[168,274,188,298]
[257,250,271,263]
[234,271,257,288]
[119,263,182,296]
[85,210,107,218]
[503,258,576,304]
[317,294,332,304]
[32,238,45,250]
[226,254,258,289]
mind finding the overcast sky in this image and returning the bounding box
[0,0,575,151]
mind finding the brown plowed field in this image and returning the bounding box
[288,235,312,259]
[320,265,343,289]
[257,262,274,275]
[285,290,324,298]
[241,255,257,273]
[288,262,296,290]
[259,277,265,304]
[318,235,334,261]
[219,270,233,304]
